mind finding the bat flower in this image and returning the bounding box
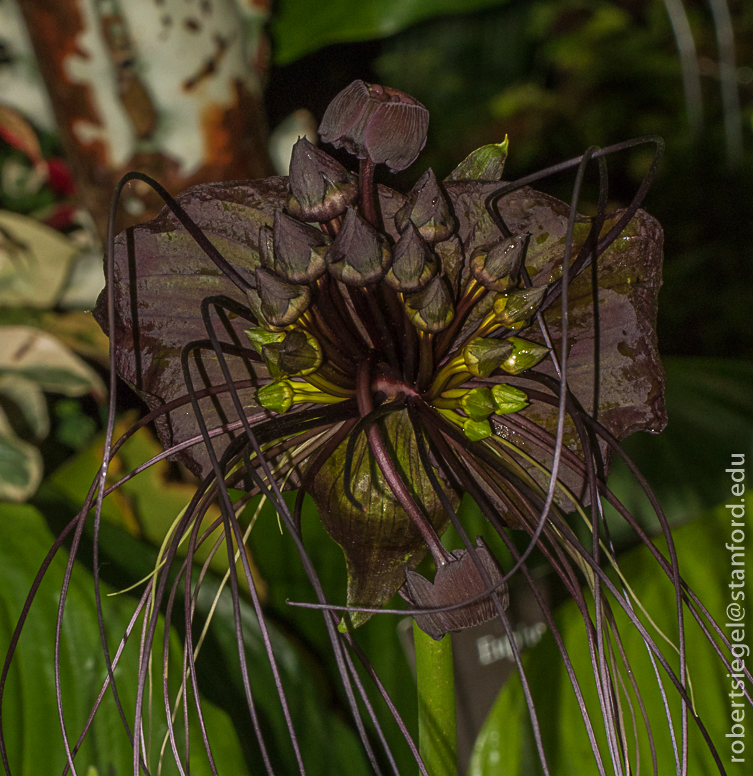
[94,87,667,643]
[6,80,742,776]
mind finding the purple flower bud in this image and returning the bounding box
[254,267,311,327]
[287,137,358,222]
[469,234,527,292]
[403,275,454,333]
[385,222,438,293]
[327,207,392,286]
[394,169,456,244]
[319,80,429,172]
[272,211,330,284]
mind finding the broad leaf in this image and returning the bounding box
[272,0,513,64]
[0,325,105,399]
[0,503,252,775]
[0,406,42,501]
[0,210,79,307]
[470,493,752,775]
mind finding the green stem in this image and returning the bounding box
[414,622,458,776]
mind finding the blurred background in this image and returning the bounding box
[1,1,752,774]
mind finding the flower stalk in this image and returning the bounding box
[414,622,458,776]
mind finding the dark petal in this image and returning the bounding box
[318,80,371,156]
[93,177,289,477]
[327,207,392,286]
[394,169,455,244]
[404,276,455,333]
[310,409,459,629]
[385,221,438,293]
[286,137,358,222]
[255,267,311,327]
[404,542,509,640]
[444,179,666,495]
[272,210,329,283]
[363,100,429,172]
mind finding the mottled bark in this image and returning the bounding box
[17,0,274,237]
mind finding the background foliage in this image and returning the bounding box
[1,0,751,773]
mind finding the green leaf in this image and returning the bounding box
[0,503,252,775]
[272,0,513,64]
[0,406,42,501]
[0,210,79,308]
[470,493,752,775]
[0,326,105,399]
[0,374,49,440]
[609,357,753,532]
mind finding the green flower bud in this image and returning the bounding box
[493,285,547,329]
[403,276,454,333]
[273,210,330,283]
[286,137,358,222]
[245,327,285,354]
[460,386,495,421]
[327,207,392,286]
[491,384,528,414]
[385,221,438,292]
[253,328,323,380]
[501,337,549,375]
[462,337,513,378]
[394,169,456,245]
[463,417,492,442]
[469,234,527,292]
[256,381,294,414]
[445,138,509,182]
[254,267,311,327]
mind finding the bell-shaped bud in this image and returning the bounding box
[256,381,294,414]
[258,224,275,269]
[501,336,549,375]
[385,222,438,292]
[327,207,392,286]
[460,386,495,422]
[286,137,358,222]
[273,211,330,283]
[493,285,547,329]
[445,138,509,182]
[319,80,429,172]
[469,234,527,292]
[403,276,454,333]
[394,169,456,245]
[403,540,508,640]
[462,337,513,378]
[463,417,492,442]
[255,328,323,380]
[254,267,311,327]
[491,383,529,414]
[245,327,285,354]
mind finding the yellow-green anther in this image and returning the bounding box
[256,381,294,414]
[245,327,285,354]
[501,337,549,375]
[460,386,495,421]
[491,383,529,414]
[493,285,546,329]
[463,417,492,442]
[462,337,513,378]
